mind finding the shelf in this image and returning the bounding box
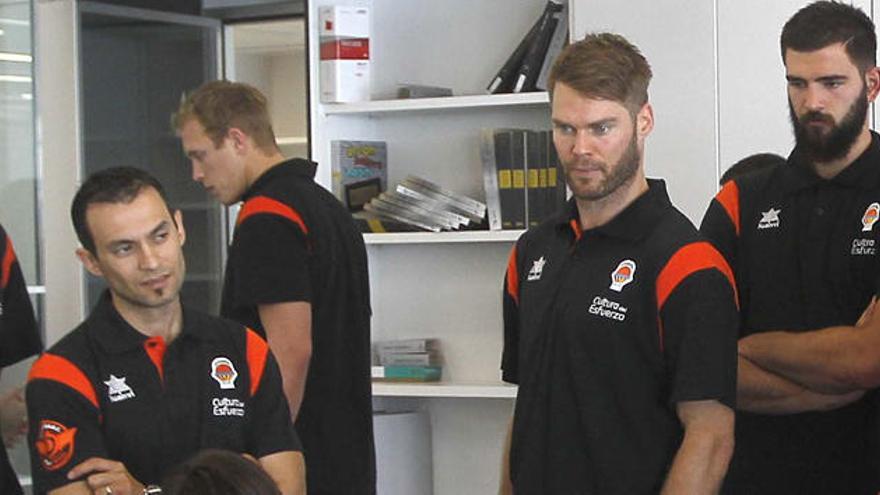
[323,92,549,116]
[363,230,523,245]
[372,381,517,399]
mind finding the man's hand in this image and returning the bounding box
[65,457,145,495]
[0,386,27,447]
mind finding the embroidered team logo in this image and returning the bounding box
[609,260,636,292]
[211,357,238,390]
[527,256,546,281]
[758,208,781,230]
[105,374,135,403]
[35,420,77,471]
[862,203,880,232]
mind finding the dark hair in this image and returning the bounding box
[781,1,876,71]
[71,166,170,254]
[719,153,786,186]
[172,80,279,154]
[548,32,652,115]
[162,449,281,495]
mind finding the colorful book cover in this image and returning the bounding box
[331,140,388,211]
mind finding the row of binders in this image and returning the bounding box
[480,128,568,231]
[487,0,569,94]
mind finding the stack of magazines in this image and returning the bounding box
[361,176,486,233]
[372,339,442,382]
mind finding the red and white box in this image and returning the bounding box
[319,5,370,39]
[320,60,370,103]
[320,38,370,103]
[319,5,371,103]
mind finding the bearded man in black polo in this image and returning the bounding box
[499,33,738,495]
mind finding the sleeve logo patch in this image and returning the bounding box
[609,259,636,292]
[211,357,238,390]
[35,420,77,471]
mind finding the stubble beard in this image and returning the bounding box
[789,84,868,164]
[565,131,641,202]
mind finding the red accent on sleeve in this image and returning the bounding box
[506,246,519,306]
[656,242,739,351]
[2,235,16,289]
[245,328,269,397]
[237,196,309,235]
[143,337,166,382]
[28,354,99,409]
[715,181,741,236]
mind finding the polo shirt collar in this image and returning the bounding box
[242,158,317,202]
[87,290,218,354]
[782,131,880,193]
[555,178,672,241]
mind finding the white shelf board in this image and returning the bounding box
[277,136,308,145]
[363,230,523,245]
[372,381,517,399]
[323,92,549,116]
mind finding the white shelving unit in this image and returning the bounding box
[373,382,517,399]
[363,230,523,245]
[308,1,557,493]
[322,92,549,116]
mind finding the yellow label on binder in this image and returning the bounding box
[499,170,512,189]
[513,170,525,188]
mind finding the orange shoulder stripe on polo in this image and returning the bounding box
[715,180,741,236]
[28,353,99,409]
[655,242,738,353]
[1,235,15,289]
[236,196,309,235]
[245,328,269,397]
[656,241,738,312]
[506,246,519,306]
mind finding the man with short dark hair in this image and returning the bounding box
[701,1,880,492]
[175,81,375,495]
[26,167,304,495]
[719,153,786,186]
[499,33,738,494]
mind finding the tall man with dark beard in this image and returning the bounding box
[499,33,738,495]
[700,2,880,493]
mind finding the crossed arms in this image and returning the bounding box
[736,298,880,414]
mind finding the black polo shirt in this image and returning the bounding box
[221,159,375,494]
[700,133,880,493]
[0,225,42,495]
[502,179,738,494]
[25,292,299,494]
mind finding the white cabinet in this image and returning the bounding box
[306,0,555,492]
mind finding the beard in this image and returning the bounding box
[565,129,641,202]
[789,84,868,163]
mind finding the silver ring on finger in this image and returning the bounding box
[105,486,113,495]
